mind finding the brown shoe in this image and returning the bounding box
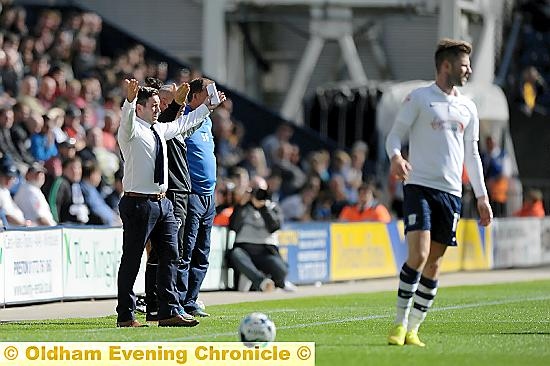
[117,319,148,328]
[158,315,199,327]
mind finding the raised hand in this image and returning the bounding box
[205,91,227,111]
[125,79,139,102]
[174,83,190,105]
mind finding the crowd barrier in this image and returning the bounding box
[1,218,549,307]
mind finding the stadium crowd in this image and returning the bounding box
[0,4,544,230]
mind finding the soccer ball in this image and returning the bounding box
[239,312,276,343]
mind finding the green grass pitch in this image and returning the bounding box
[1,280,549,366]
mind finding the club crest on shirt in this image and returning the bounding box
[430,117,465,133]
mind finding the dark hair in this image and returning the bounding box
[435,38,472,71]
[187,78,205,103]
[136,86,159,106]
[144,76,163,90]
[62,156,81,169]
[82,161,100,179]
[187,77,213,103]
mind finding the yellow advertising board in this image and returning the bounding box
[330,223,396,281]
[440,219,492,272]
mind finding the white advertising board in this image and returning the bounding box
[200,227,229,290]
[3,229,63,304]
[540,218,550,264]
[62,227,146,298]
[0,233,5,306]
[492,218,542,268]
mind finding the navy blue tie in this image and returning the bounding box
[150,125,164,185]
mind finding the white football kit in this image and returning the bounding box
[386,83,488,198]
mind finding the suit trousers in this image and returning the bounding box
[116,195,180,322]
[145,191,188,314]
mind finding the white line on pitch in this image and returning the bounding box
[171,295,550,341]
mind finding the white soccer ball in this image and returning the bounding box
[239,312,276,343]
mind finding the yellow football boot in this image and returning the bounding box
[405,330,426,347]
[387,324,406,346]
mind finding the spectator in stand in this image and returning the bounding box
[62,105,85,141]
[102,110,120,152]
[339,183,392,223]
[272,142,307,199]
[105,169,123,214]
[239,146,269,180]
[29,54,51,81]
[306,150,331,189]
[213,179,237,226]
[228,176,295,292]
[80,161,119,226]
[48,156,89,224]
[12,110,42,166]
[17,75,45,115]
[213,107,243,177]
[55,79,86,110]
[330,149,358,203]
[266,170,282,203]
[229,166,250,205]
[520,66,546,115]
[0,155,26,226]
[350,140,374,185]
[481,136,512,217]
[31,112,58,162]
[37,75,57,111]
[327,175,350,218]
[513,189,546,218]
[42,137,77,196]
[14,162,56,226]
[0,106,31,171]
[280,183,318,222]
[80,127,120,184]
[261,122,294,168]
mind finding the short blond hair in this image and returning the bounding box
[435,38,472,71]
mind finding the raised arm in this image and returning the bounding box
[162,91,227,140]
[117,79,139,143]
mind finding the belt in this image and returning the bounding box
[124,191,166,201]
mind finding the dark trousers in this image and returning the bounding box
[180,193,215,313]
[116,195,180,322]
[229,243,288,289]
[145,191,188,314]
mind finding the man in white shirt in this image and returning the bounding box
[385,39,493,347]
[116,79,224,328]
[14,162,56,226]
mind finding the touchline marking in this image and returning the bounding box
[171,295,550,341]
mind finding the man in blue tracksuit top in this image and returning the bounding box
[179,77,217,317]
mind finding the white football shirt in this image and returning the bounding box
[386,83,487,198]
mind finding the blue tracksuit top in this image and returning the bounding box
[184,105,216,195]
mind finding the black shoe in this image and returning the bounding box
[146,311,158,322]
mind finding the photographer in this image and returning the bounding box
[228,177,295,292]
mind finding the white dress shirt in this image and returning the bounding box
[386,83,487,198]
[118,99,210,194]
